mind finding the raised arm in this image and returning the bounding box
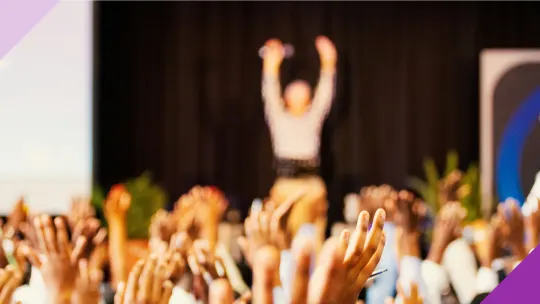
[261,39,286,120]
[310,36,337,120]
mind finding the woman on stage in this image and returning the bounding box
[260,35,337,248]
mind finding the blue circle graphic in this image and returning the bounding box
[496,87,540,205]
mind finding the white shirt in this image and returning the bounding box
[262,71,335,160]
[169,287,197,304]
[399,256,428,303]
[421,260,450,304]
[442,239,478,304]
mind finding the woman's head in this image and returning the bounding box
[284,80,311,115]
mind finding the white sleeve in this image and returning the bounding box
[421,260,449,304]
[279,250,294,301]
[169,286,197,304]
[442,239,478,304]
[10,285,35,304]
[262,72,284,121]
[399,256,428,302]
[273,286,288,304]
[309,70,336,121]
[476,267,498,294]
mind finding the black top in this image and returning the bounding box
[274,158,319,178]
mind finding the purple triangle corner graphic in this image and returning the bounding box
[482,246,540,303]
[0,0,60,59]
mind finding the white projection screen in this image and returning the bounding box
[0,1,93,213]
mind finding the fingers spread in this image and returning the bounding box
[309,238,346,303]
[124,259,145,303]
[355,209,385,271]
[42,216,58,254]
[70,236,88,265]
[356,231,386,288]
[33,216,48,255]
[54,217,70,258]
[151,262,166,302]
[159,280,174,304]
[345,211,369,265]
[137,256,157,303]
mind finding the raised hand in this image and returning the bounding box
[5,197,27,236]
[394,190,423,234]
[315,36,337,68]
[240,191,302,265]
[190,186,226,249]
[149,210,177,255]
[524,198,540,251]
[25,215,88,304]
[19,214,39,250]
[173,186,225,251]
[173,195,197,235]
[262,38,285,71]
[306,238,348,303]
[238,201,277,267]
[186,239,230,302]
[358,185,397,221]
[68,197,96,230]
[193,239,225,279]
[0,265,23,304]
[114,256,174,304]
[499,199,527,259]
[250,232,382,304]
[73,259,104,304]
[340,208,387,302]
[478,214,505,269]
[105,184,130,287]
[71,217,107,261]
[437,170,463,207]
[0,219,27,270]
[427,202,465,264]
[104,184,131,220]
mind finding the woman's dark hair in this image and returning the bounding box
[470,292,490,304]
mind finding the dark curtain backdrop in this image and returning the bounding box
[94,2,540,223]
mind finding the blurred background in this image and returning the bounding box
[3,1,540,226]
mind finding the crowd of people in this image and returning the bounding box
[0,180,536,304]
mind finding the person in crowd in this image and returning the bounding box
[357,185,400,304]
[261,35,337,249]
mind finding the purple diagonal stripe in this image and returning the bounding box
[0,0,59,59]
[483,246,540,303]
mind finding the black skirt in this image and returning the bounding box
[274,158,319,178]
